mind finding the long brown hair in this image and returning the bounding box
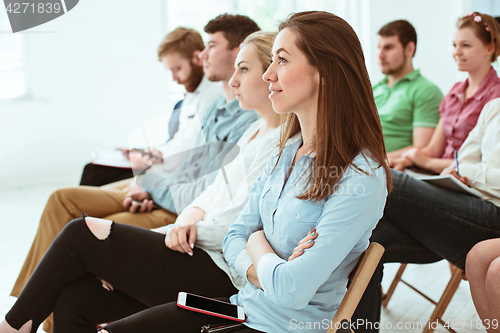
[275,11,392,201]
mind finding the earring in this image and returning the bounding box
[486,55,490,60]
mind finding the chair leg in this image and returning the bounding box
[422,266,463,333]
[382,264,407,308]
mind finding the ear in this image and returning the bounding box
[486,42,495,61]
[405,41,416,58]
[192,50,203,66]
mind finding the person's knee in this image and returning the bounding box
[485,257,500,289]
[59,218,88,240]
[466,242,488,274]
[85,217,112,240]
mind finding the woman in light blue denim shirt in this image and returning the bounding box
[222,11,392,333]
[0,12,391,333]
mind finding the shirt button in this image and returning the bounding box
[296,215,301,219]
[299,161,304,166]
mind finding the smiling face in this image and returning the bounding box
[160,51,203,92]
[198,31,239,82]
[228,44,270,111]
[377,35,407,76]
[262,28,319,116]
[453,27,493,73]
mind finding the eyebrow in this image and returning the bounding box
[237,60,249,66]
[274,47,291,55]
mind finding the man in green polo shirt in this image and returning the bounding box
[373,20,443,159]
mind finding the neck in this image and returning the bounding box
[467,65,491,93]
[387,62,414,88]
[222,80,236,103]
[256,106,281,133]
[296,112,316,154]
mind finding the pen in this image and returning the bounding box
[454,150,460,177]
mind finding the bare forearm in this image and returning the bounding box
[387,146,414,160]
[246,265,262,289]
[421,158,454,174]
[246,230,275,289]
[176,207,206,227]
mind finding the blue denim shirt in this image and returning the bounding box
[223,137,388,333]
[141,96,259,213]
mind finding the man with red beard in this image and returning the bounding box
[79,27,222,186]
[373,20,443,161]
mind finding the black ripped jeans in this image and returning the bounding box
[6,218,261,333]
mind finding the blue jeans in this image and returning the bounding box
[352,170,500,333]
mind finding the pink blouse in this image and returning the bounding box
[439,67,500,159]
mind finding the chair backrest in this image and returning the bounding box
[326,242,385,333]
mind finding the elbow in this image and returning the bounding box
[267,292,308,310]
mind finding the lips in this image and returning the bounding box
[268,87,282,99]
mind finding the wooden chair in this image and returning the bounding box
[326,242,385,333]
[381,263,467,333]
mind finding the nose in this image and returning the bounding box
[262,63,277,82]
[229,73,239,88]
[378,49,384,60]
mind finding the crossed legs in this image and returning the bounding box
[3,217,237,333]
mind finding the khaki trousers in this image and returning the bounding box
[10,185,177,332]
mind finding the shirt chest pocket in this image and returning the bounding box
[259,182,275,226]
[283,200,324,224]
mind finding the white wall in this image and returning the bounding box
[0,0,172,189]
[1,0,492,190]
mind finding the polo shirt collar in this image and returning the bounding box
[375,69,420,88]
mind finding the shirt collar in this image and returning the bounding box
[376,69,420,88]
[474,67,498,101]
[212,95,241,116]
[450,67,498,101]
[223,98,241,116]
[284,134,316,158]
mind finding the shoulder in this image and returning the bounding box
[446,81,466,96]
[479,98,500,123]
[409,74,443,97]
[328,152,388,197]
[483,80,500,101]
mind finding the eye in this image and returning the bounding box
[240,67,248,73]
[278,56,286,64]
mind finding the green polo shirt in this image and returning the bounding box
[373,69,443,152]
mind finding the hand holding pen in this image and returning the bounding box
[441,150,469,186]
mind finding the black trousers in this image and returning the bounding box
[79,163,134,186]
[6,218,261,333]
